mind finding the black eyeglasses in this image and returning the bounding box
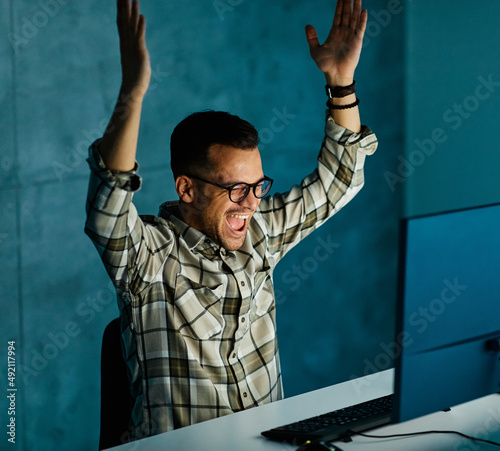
[187,174,274,203]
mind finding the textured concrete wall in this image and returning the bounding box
[0,1,403,449]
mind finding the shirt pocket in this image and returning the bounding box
[251,270,275,318]
[173,274,224,340]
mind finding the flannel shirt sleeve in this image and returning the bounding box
[258,113,378,261]
[84,140,172,294]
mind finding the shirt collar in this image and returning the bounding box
[157,201,226,257]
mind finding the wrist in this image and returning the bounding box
[324,73,354,87]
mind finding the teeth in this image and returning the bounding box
[229,214,249,219]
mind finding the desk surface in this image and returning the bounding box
[110,370,500,451]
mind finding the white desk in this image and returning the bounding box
[110,370,500,451]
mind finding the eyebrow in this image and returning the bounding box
[217,174,266,186]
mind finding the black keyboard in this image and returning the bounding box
[261,394,393,444]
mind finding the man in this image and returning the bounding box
[85,0,377,442]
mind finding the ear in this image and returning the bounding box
[175,175,196,203]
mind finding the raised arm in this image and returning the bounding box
[100,0,151,171]
[306,0,367,133]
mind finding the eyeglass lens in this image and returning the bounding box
[230,179,272,202]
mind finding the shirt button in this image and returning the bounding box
[243,392,248,398]
[241,317,245,323]
[240,281,246,287]
[232,352,236,359]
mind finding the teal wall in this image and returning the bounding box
[0,1,405,449]
[403,1,500,216]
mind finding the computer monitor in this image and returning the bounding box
[393,202,500,423]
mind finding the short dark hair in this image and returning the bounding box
[170,110,259,179]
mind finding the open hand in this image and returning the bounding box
[117,0,151,97]
[306,0,367,86]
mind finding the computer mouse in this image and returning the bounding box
[296,440,343,451]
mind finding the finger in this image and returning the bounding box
[357,9,367,37]
[350,0,361,29]
[341,0,352,27]
[137,14,147,44]
[117,0,131,33]
[131,0,140,31]
[305,25,320,51]
[117,0,131,18]
[332,0,343,27]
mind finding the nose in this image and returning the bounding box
[238,190,260,210]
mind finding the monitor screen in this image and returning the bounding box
[393,202,500,423]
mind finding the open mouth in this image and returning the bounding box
[226,213,250,234]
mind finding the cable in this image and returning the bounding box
[354,430,500,447]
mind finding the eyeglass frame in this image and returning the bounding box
[186,174,274,203]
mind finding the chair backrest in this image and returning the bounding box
[99,318,133,450]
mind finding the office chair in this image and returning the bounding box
[99,317,133,450]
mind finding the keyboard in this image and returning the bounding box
[261,394,393,444]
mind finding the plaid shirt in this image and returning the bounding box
[85,113,377,440]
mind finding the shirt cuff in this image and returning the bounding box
[325,112,378,155]
[87,139,142,192]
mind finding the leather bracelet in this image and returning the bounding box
[325,80,356,98]
[326,98,360,110]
